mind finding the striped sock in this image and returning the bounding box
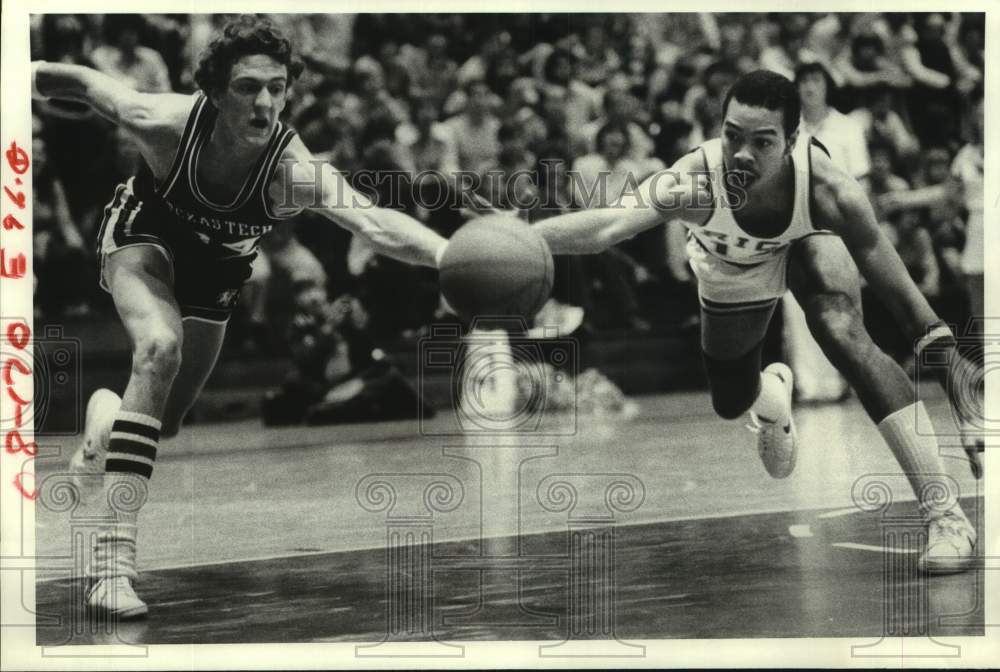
[106,411,161,479]
[92,411,160,581]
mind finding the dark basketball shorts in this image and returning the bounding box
[96,179,256,323]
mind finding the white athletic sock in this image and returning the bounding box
[93,411,161,580]
[877,402,960,519]
[750,369,789,425]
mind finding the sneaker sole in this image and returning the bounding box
[760,364,797,479]
[88,602,149,620]
[920,557,975,575]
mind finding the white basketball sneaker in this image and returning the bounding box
[747,363,798,479]
[88,526,147,619]
[69,389,121,502]
[920,508,977,575]
[87,575,148,620]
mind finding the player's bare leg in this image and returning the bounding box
[700,300,799,478]
[160,317,227,438]
[71,301,226,492]
[789,234,975,574]
[84,246,184,618]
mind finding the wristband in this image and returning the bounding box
[914,323,955,360]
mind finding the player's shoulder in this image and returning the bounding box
[806,140,869,229]
[275,133,314,169]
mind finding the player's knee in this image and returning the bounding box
[806,293,865,357]
[711,391,753,420]
[132,330,182,379]
[703,347,762,420]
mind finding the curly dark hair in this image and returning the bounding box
[194,15,304,95]
[722,70,801,140]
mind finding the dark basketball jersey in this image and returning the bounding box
[132,92,297,257]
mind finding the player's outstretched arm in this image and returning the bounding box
[274,138,447,268]
[534,154,704,255]
[32,61,166,130]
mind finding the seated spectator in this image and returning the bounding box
[715,20,760,75]
[884,207,941,302]
[442,79,501,175]
[261,283,433,426]
[835,29,911,94]
[31,120,92,319]
[539,48,602,136]
[860,140,909,223]
[759,13,814,81]
[949,13,983,95]
[902,13,959,146]
[405,34,458,111]
[91,15,171,93]
[684,60,738,142]
[398,96,459,175]
[571,123,659,332]
[352,56,409,128]
[796,61,869,180]
[256,224,329,347]
[577,88,654,161]
[849,85,920,166]
[577,23,622,88]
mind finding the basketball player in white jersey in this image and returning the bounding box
[535,70,979,574]
[32,15,448,618]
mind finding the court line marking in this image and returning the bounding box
[816,506,865,519]
[36,491,976,583]
[33,502,878,583]
[788,524,813,538]
[831,542,919,554]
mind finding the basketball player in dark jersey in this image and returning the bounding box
[32,16,449,618]
[535,71,980,575]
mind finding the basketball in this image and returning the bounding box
[439,214,554,322]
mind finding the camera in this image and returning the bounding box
[0,321,82,436]
[418,317,578,436]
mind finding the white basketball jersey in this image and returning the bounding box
[685,137,821,266]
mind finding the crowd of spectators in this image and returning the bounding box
[31,12,985,363]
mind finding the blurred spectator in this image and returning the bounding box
[578,88,654,160]
[715,20,760,75]
[540,48,602,136]
[577,23,622,88]
[443,79,501,175]
[352,56,409,128]
[261,283,432,426]
[849,85,919,166]
[406,34,458,110]
[884,207,941,301]
[835,28,910,94]
[796,62,869,179]
[685,60,739,142]
[31,118,93,318]
[759,14,814,81]
[901,13,958,146]
[91,15,171,92]
[950,86,984,329]
[399,96,459,174]
[860,140,909,223]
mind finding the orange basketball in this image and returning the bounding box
[439,215,554,322]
